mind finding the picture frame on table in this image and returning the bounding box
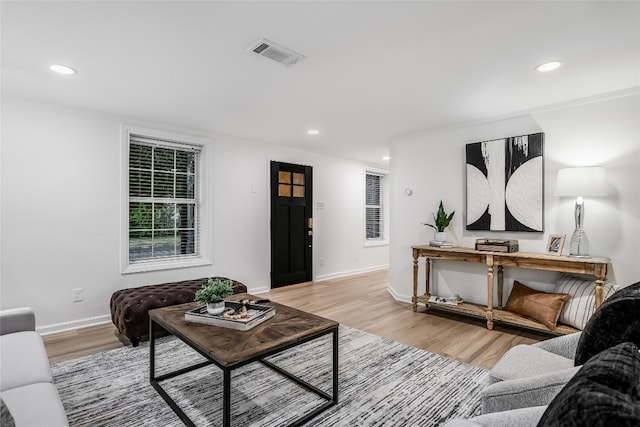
[546,234,566,255]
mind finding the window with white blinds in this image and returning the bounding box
[365,172,384,240]
[128,134,202,264]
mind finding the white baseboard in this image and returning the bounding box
[314,264,389,282]
[247,286,270,295]
[38,315,112,336]
[386,284,412,304]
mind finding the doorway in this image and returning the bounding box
[270,161,313,288]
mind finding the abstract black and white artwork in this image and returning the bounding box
[466,133,544,232]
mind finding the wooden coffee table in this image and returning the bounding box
[149,294,339,427]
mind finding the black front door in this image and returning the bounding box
[270,161,313,288]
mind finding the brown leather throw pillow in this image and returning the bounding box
[504,281,570,329]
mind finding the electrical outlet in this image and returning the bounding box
[72,288,83,302]
[319,257,324,266]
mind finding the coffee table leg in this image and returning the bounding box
[333,328,339,404]
[149,317,199,427]
[149,319,155,381]
[223,368,231,427]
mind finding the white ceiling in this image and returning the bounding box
[2,1,639,166]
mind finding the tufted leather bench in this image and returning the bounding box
[110,277,247,346]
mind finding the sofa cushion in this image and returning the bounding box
[1,383,68,427]
[575,281,640,365]
[0,307,35,335]
[488,344,574,384]
[0,398,15,427]
[538,342,640,426]
[0,332,53,391]
[483,366,580,414]
[554,273,620,330]
[532,331,581,360]
[504,281,569,330]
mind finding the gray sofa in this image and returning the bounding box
[0,308,68,426]
[445,280,640,426]
[444,332,581,426]
[482,332,581,414]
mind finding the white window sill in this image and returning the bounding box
[122,256,212,274]
[364,239,389,248]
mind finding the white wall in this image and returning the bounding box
[0,96,388,329]
[389,91,640,305]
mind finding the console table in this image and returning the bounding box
[412,246,609,335]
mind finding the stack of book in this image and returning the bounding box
[429,240,454,248]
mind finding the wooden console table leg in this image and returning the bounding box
[595,279,604,308]
[412,251,419,312]
[497,265,504,308]
[594,263,608,308]
[425,257,431,297]
[486,255,494,330]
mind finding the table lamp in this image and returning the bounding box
[555,167,607,258]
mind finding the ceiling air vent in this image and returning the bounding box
[248,38,305,67]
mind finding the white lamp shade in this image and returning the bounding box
[556,167,607,197]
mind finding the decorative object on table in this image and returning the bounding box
[423,200,455,242]
[194,278,235,315]
[555,166,607,258]
[466,132,544,232]
[475,238,519,253]
[185,301,275,331]
[428,294,464,305]
[546,234,566,255]
[429,240,453,248]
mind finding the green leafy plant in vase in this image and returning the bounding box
[423,201,455,242]
[195,278,234,315]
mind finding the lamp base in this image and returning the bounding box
[568,228,590,258]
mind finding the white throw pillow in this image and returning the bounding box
[554,273,620,330]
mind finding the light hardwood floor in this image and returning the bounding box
[43,269,549,369]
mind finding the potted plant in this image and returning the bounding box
[423,201,455,242]
[195,278,234,315]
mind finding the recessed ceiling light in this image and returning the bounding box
[382,156,391,161]
[535,61,562,72]
[49,64,77,75]
[307,129,320,135]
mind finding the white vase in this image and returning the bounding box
[434,231,448,242]
[206,301,225,315]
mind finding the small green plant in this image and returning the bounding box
[194,278,234,305]
[423,201,455,232]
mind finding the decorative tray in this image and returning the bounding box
[185,301,275,331]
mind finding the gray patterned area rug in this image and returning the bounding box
[51,326,486,426]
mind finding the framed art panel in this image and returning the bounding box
[466,132,544,232]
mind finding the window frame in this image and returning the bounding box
[121,125,212,274]
[364,167,389,247]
